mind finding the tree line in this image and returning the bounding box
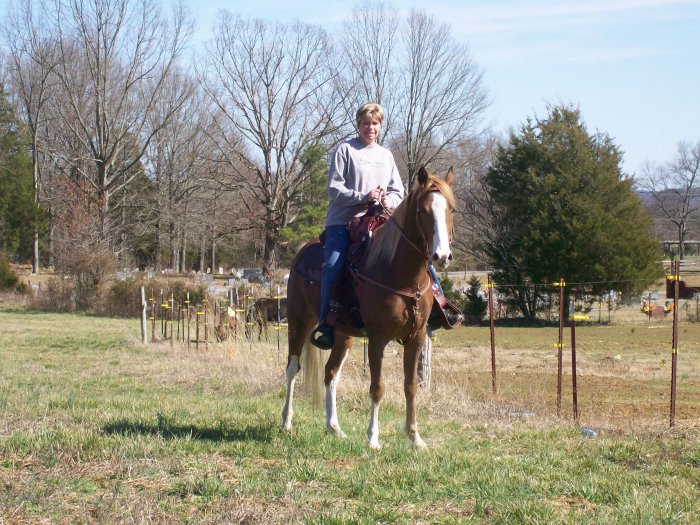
[0,0,488,277]
[1,0,697,319]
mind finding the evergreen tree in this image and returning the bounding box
[439,270,463,305]
[486,104,662,318]
[462,274,487,324]
[279,144,328,260]
[0,253,23,292]
[0,84,45,261]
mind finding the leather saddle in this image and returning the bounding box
[293,240,365,330]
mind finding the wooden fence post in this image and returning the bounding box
[140,286,147,344]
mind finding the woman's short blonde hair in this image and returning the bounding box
[356,103,384,127]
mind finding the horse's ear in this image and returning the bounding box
[417,166,429,186]
[445,167,456,186]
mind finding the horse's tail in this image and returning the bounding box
[301,340,324,410]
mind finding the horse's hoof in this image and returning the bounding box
[406,429,427,449]
[412,436,428,450]
[327,426,347,438]
[368,440,382,450]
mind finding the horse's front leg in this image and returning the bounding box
[403,334,428,449]
[366,337,389,449]
[324,335,351,437]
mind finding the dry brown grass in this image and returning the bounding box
[209,316,700,433]
[194,318,699,443]
[286,317,700,438]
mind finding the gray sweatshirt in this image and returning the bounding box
[325,137,405,227]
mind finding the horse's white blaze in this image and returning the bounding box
[326,351,348,437]
[281,355,299,432]
[367,399,381,449]
[430,193,451,267]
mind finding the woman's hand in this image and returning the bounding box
[367,187,384,203]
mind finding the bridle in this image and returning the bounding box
[377,188,444,262]
[349,186,449,324]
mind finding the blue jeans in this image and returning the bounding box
[319,225,351,325]
[428,264,444,295]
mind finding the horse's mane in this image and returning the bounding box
[364,175,455,269]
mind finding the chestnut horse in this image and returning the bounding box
[281,166,456,449]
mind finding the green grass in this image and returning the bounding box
[1,304,699,524]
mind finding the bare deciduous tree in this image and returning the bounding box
[639,140,700,260]
[448,133,518,278]
[45,0,193,247]
[397,10,490,189]
[339,1,399,140]
[339,7,489,190]
[203,13,343,273]
[143,69,203,272]
[2,0,59,273]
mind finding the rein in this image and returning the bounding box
[378,200,429,261]
[389,213,428,259]
[347,192,437,325]
[348,265,432,301]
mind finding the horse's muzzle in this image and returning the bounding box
[432,251,452,270]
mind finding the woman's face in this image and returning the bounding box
[358,115,381,145]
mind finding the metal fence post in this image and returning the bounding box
[488,273,497,395]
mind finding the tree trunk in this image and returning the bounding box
[32,145,40,274]
[180,229,187,273]
[678,223,686,260]
[210,237,216,274]
[97,185,111,245]
[47,216,55,269]
[261,219,278,276]
[198,235,206,273]
[154,217,162,271]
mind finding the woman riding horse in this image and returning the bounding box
[311,103,459,350]
[310,103,403,350]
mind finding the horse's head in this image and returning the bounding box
[414,166,456,270]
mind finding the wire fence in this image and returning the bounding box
[137,261,699,430]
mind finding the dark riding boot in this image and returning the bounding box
[445,308,464,326]
[428,300,464,331]
[310,299,339,350]
[310,324,334,350]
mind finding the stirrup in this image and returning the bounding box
[310,325,334,350]
[445,310,464,327]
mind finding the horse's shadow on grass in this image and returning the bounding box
[102,416,275,443]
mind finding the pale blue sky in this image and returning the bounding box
[3,1,695,176]
[186,0,700,177]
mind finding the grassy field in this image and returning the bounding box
[1,302,699,524]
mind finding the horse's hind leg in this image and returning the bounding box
[281,354,300,433]
[281,319,309,433]
[325,335,351,438]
